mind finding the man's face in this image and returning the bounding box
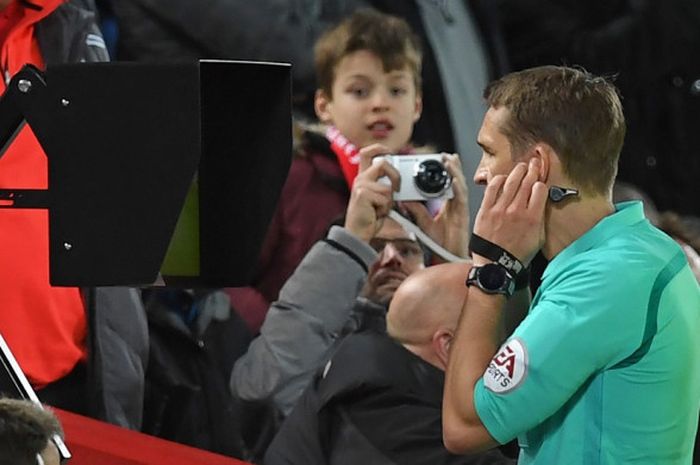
[473,106,520,186]
[362,218,425,305]
[315,49,422,153]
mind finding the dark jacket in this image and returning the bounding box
[265,331,514,465]
[234,296,389,464]
[37,0,109,64]
[141,290,251,458]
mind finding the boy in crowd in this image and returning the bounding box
[226,8,468,332]
[231,10,476,459]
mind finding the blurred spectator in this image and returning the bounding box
[231,10,473,397]
[109,0,353,117]
[109,1,511,330]
[265,263,515,465]
[112,0,350,333]
[660,212,700,282]
[139,289,251,458]
[231,140,471,460]
[0,398,63,465]
[227,9,438,331]
[365,0,510,226]
[614,181,700,282]
[0,0,147,429]
[110,0,508,191]
[495,0,700,216]
[94,0,118,57]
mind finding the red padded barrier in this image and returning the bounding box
[54,409,251,465]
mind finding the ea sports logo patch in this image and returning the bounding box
[483,338,528,393]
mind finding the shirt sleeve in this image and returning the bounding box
[473,257,650,443]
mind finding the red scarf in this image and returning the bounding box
[326,126,360,189]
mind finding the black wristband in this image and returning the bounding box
[469,233,524,276]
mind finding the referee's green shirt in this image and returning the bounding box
[474,201,700,464]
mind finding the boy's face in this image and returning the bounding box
[315,49,422,153]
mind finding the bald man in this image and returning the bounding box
[232,143,470,422]
[264,263,514,465]
[385,262,468,371]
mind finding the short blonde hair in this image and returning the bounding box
[314,9,423,98]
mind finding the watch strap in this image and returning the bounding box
[466,263,515,298]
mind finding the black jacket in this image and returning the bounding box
[265,331,514,465]
[37,0,109,65]
[142,289,252,459]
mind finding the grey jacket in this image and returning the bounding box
[231,226,377,416]
[87,288,148,430]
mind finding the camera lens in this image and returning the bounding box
[414,159,451,197]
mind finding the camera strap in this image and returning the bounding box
[388,210,468,263]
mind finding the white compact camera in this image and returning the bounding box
[373,154,454,201]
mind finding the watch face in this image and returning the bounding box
[480,263,507,290]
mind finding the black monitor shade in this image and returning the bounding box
[0,60,292,287]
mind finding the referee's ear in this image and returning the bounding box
[527,143,552,183]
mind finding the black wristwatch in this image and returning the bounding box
[466,263,515,298]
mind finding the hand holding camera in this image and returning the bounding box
[344,144,400,243]
[345,147,469,261]
[372,153,454,201]
[399,153,470,260]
